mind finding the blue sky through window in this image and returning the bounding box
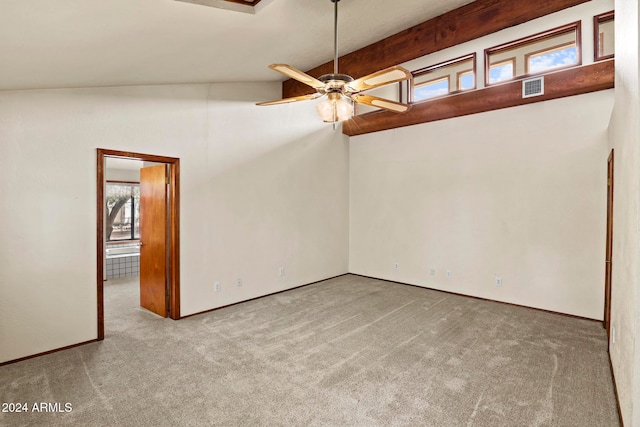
[529,46,577,73]
[489,44,577,84]
[489,62,514,84]
[460,73,474,90]
[414,79,449,101]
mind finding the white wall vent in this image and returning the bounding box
[522,76,544,98]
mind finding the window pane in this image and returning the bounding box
[111,199,132,240]
[596,14,615,59]
[489,61,514,84]
[528,44,577,74]
[133,198,140,240]
[414,78,449,101]
[412,54,476,102]
[485,22,580,85]
[459,72,475,90]
[106,183,140,241]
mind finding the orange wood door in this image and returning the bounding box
[140,165,168,317]
[604,149,614,340]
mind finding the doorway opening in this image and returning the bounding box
[97,149,181,340]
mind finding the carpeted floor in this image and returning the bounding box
[0,274,619,426]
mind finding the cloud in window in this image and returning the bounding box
[415,80,449,101]
[529,47,577,74]
[489,63,513,84]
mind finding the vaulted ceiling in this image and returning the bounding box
[0,0,474,91]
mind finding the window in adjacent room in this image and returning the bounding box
[106,182,140,241]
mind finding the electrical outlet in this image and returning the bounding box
[279,267,285,276]
[496,277,502,287]
[430,268,436,277]
[446,270,452,278]
[612,325,616,344]
[236,278,243,287]
[214,281,221,292]
[394,262,399,271]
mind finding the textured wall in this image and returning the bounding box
[350,90,613,319]
[0,82,349,363]
[609,0,640,424]
[347,0,615,321]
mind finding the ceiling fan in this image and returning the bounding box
[256,0,412,123]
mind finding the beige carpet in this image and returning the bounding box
[0,274,619,426]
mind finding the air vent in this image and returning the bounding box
[522,76,544,98]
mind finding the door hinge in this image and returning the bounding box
[166,176,170,185]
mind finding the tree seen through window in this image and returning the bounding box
[106,183,140,241]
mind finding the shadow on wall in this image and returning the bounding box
[180,124,349,315]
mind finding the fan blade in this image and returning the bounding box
[352,94,411,113]
[269,64,326,89]
[347,66,412,92]
[256,93,322,106]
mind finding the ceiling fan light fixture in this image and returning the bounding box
[317,92,353,123]
[256,0,411,121]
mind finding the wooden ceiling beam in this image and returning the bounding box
[342,60,614,137]
[282,0,589,98]
[176,0,261,12]
[224,0,259,5]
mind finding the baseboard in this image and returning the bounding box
[0,339,99,367]
[348,273,602,323]
[0,272,602,368]
[608,352,625,427]
[180,273,350,319]
[1,274,350,366]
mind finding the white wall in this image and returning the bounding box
[105,167,140,182]
[0,82,349,363]
[608,0,640,424]
[348,0,616,322]
[350,90,614,319]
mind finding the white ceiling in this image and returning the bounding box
[106,158,144,171]
[0,0,474,91]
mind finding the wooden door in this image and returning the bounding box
[140,164,168,317]
[604,149,614,341]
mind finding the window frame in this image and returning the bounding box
[410,53,476,103]
[487,57,516,85]
[106,180,141,242]
[594,11,615,62]
[524,41,578,75]
[413,76,450,102]
[457,69,476,91]
[484,21,582,86]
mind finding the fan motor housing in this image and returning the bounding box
[319,73,354,90]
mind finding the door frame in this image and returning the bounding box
[604,148,614,346]
[97,148,181,340]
